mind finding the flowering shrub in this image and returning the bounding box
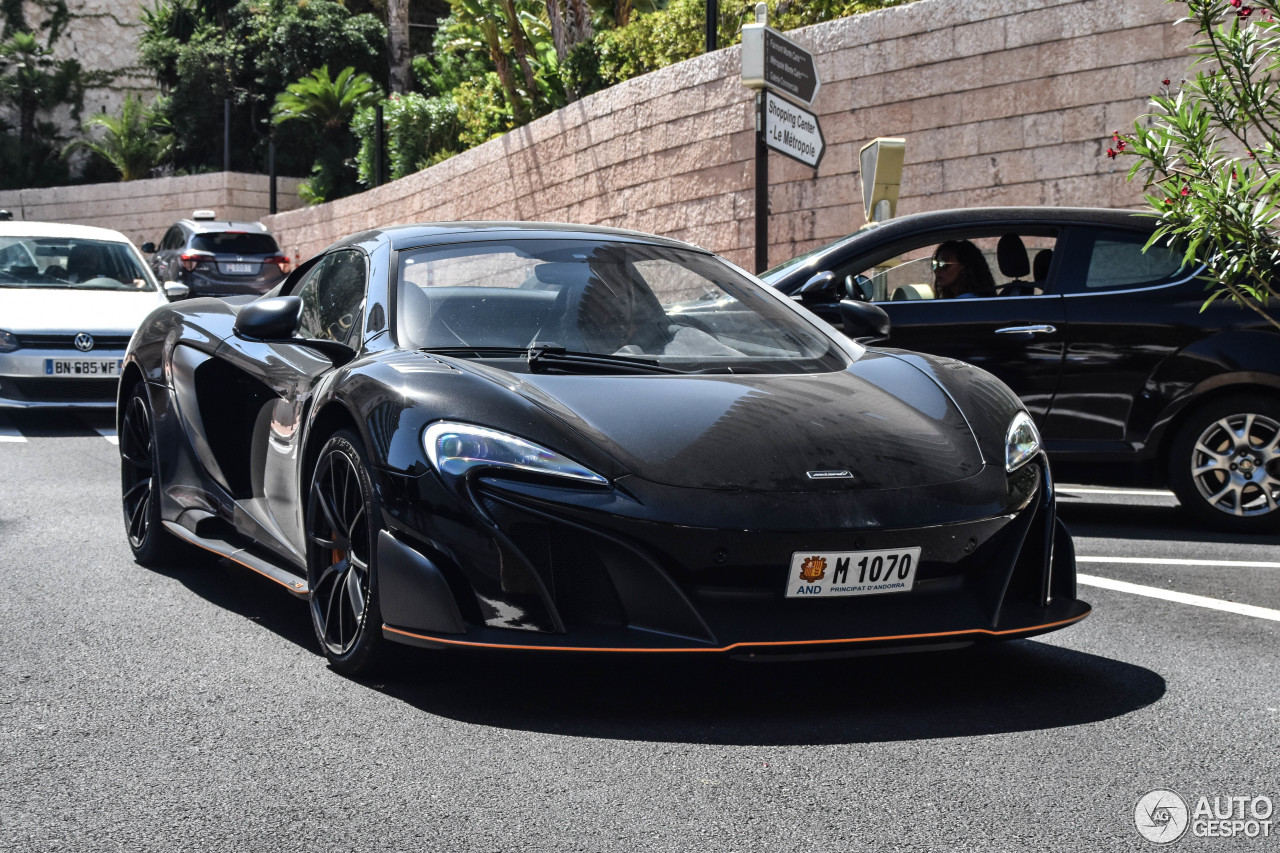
[1120,0,1280,329]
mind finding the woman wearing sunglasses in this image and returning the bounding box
[932,240,997,299]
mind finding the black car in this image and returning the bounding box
[142,212,289,298]
[762,207,1280,532]
[117,221,1087,675]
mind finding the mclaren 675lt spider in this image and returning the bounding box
[117,222,1090,675]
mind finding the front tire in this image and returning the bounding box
[1168,394,1280,532]
[305,429,386,675]
[120,385,182,565]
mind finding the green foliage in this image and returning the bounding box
[454,73,516,148]
[273,65,383,203]
[1120,0,1280,330]
[352,92,461,185]
[63,93,174,181]
[0,22,107,187]
[137,0,386,176]
[592,0,913,88]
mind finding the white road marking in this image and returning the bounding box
[94,426,118,445]
[1059,486,1177,497]
[1078,573,1280,622]
[0,418,26,443]
[1079,555,1280,570]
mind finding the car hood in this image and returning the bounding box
[0,288,166,334]
[507,352,985,491]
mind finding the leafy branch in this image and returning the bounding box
[1119,0,1280,331]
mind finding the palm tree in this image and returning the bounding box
[272,65,383,133]
[273,66,383,203]
[64,94,173,182]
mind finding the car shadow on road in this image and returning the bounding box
[153,552,1166,748]
[149,553,317,651]
[1059,502,1280,547]
[0,410,115,437]
[367,639,1165,747]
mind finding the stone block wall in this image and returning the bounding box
[0,173,303,248]
[264,0,1194,270]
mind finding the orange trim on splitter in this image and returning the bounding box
[382,611,1091,653]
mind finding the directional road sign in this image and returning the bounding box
[763,91,824,168]
[742,25,821,106]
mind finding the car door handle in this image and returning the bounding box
[995,324,1057,335]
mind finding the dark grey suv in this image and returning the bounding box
[143,212,290,298]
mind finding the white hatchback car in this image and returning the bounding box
[0,221,186,408]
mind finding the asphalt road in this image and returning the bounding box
[2,410,1277,852]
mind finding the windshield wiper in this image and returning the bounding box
[526,345,686,375]
[419,345,686,374]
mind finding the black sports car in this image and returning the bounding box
[763,207,1280,533]
[118,222,1089,675]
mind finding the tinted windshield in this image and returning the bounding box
[0,237,156,291]
[396,239,847,373]
[191,232,280,255]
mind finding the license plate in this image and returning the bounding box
[223,262,256,274]
[785,547,921,598]
[44,358,123,376]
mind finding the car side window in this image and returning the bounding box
[833,231,1059,302]
[162,227,182,251]
[295,250,366,344]
[1076,230,1186,291]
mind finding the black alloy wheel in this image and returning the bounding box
[1169,394,1280,532]
[305,429,385,675]
[120,386,180,565]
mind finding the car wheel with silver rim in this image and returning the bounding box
[1169,394,1280,532]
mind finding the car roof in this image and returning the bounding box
[178,219,271,233]
[823,206,1152,249]
[0,220,136,242]
[326,221,711,254]
[763,206,1156,279]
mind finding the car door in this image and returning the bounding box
[210,249,368,562]
[154,226,181,280]
[809,227,1067,427]
[1043,225,1199,447]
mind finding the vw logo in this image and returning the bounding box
[73,333,94,352]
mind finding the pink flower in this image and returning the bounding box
[1229,0,1242,7]
[1106,148,1117,159]
[1180,186,1191,196]
[1162,78,1171,86]
[1239,6,1254,16]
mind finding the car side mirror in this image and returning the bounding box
[233,295,355,366]
[140,242,156,254]
[848,274,872,301]
[163,281,189,300]
[796,270,843,305]
[838,299,891,343]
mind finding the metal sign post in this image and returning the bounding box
[755,92,768,273]
[741,5,822,273]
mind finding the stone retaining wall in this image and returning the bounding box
[263,0,1193,270]
[0,173,302,249]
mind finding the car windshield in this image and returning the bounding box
[396,238,848,373]
[0,237,155,291]
[191,232,280,255]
